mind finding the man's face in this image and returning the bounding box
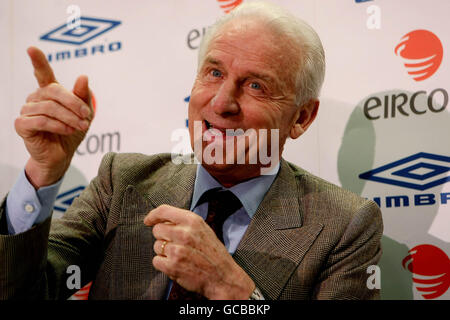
[188,18,305,185]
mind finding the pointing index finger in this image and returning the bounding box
[27,46,57,88]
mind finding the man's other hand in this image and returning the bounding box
[144,204,255,300]
[15,46,93,189]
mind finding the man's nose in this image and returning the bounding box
[210,81,240,115]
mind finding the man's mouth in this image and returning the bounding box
[204,119,214,130]
[204,120,243,137]
[204,120,227,133]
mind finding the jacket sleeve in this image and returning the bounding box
[312,200,383,300]
[0,152,116,300]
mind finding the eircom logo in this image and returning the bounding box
[40,17,121,45]
[402,244,450,299]
[395,30,443,81]
[217,0,243,13]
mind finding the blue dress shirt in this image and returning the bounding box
[5,169,63,235]
[190,164,279,254]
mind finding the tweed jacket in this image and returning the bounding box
[0,152,383,300]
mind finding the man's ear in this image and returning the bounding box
[290,99,319,139]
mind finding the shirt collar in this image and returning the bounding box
[190,163,280,218]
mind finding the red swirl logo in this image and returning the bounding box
[72,281,92,300]
[395,30,443,81]
[402,244,450,299]
[217,0,243,13]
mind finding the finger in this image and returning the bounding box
[152,255,172,276]
[152,245,186,277]
[73,75,93,120]
[153,222,202,250]
[26,90,39,103]
[27,46,57,88]
[15,115,75,138]
[32,83,91,120]
[20,101,90,131]
[152,246,194,287]
[154,239,170,256]
[152,222,178,243]
[144,204,195,226]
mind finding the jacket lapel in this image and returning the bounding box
[233,160,323,299]
[112,162,197,299]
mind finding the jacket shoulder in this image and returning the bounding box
[284,160,381,226]
[98,152,187,189]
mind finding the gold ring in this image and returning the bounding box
[161,240,168,256]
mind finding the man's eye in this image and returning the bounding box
[211,69,222,77]
[250,82,262,90]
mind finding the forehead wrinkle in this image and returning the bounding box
[205,52,277,81]
[206,38,283,79]
[203,57,222,68]
[203,19,299,100]
[207,15,301,70]
[213,32,275,64]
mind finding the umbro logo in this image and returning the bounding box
[54,186,86,212]
[40,17,121,46]
[359,152,450,191]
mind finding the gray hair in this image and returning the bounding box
[197,1,326,107]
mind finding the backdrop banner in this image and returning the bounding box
[1,0,449,300]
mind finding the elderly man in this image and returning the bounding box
[0,2,382,300]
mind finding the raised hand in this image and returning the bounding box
[15,46,93,189]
